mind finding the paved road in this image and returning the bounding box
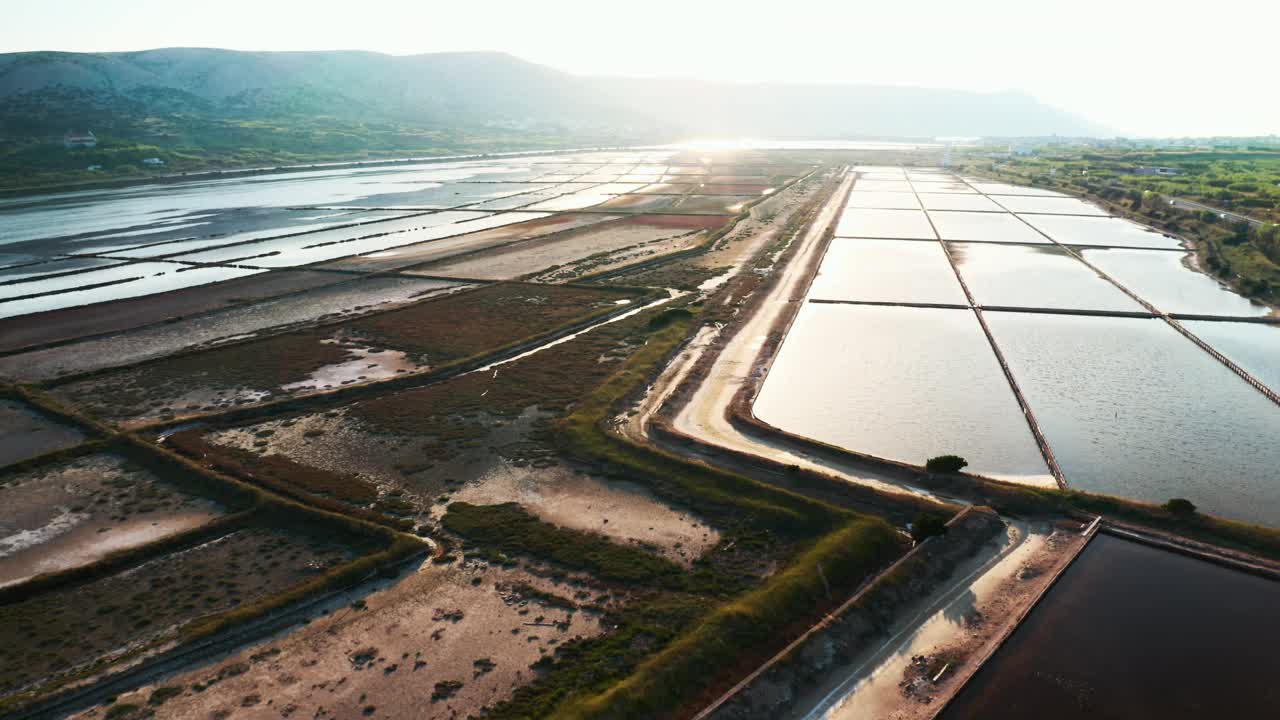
[1163,195,1267,227]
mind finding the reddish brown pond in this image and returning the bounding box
[941,533,1280,718]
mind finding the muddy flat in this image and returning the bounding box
[0,398,85,466]
[0,277,458,383]
[0,453,224,587]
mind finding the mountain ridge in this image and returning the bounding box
[0,47,1105,138]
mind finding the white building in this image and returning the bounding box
[63,131,97,149]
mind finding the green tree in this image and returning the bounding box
[925,455,968,474]
[911,513,949,543]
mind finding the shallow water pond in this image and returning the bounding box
[1022,214,1183,250]
[949,242,1143,312]
[997,195,1107,215]
[917,193,1003,212]
[986,312,1280,525]
[808,239,966,305]
[755,304,1053,485]
[835,209,936,240]
[1082,247,1271,317]
[928,211,1051,244]
[942,534,1280,719]
[1182,320,1280,393]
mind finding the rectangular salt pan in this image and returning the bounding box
[808,238,967,305]
[1020,215,1183,250]
[755,303,1054,484]
[836,209,937,240]
[845,191,922,210]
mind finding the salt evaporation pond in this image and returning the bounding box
[965,181,1063,197]
[917,193,1003,212]
[835,209,936,240]
[755,303,1054,485]
[927,211,1051,244]
[948,242,1144,312]
[0,264,264,319]
[1082,248,1272,317]
[941,534,1280,719]
[808,239,966,305]
[0,159,558,249]
[985,312,1280,525]
[845,191,922,210]
[1022,214,1183,250]
[996,195,1107,216]
[1181,320,1280,393]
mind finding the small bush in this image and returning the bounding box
[910,513,949,543]
[148,685,184,706]
[648,307,694,330]
[1164,498,1197,517]
[925,455,968,474]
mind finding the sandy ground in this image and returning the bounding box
[71,563,607,720]
[0,454,223,587]
[444,462,719,566]
[208,409,716,565]
[794,521,1090,720]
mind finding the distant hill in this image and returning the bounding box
[0,48,1105,186]
[0,48,646,135]
[593,78,1106,139]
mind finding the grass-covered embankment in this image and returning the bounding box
[473,307,914,719]
[554,518,902,720]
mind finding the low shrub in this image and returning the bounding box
[925,455,968,474]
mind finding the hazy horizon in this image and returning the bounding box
[3,0,1278,138]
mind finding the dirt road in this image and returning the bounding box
[638,169,938,501]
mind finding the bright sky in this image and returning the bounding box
[4,0,1276,137]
